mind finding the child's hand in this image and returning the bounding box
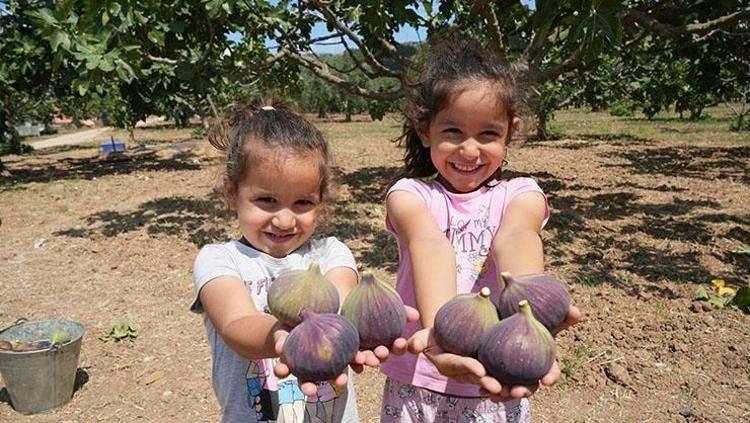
[272,326,370,396]
[407,328,504,395]
[409,305,582,401]
[350,305,420,372]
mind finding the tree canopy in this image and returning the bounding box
[2,0,748,156]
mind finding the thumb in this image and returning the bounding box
[407,329,431,355]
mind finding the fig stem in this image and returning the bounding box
[518,300,534,319]
[479,287,491,298]
[360,273,376,284]
[308,261,321,274]
[499,271,512,289]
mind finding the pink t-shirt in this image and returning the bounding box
[381,177,549,397]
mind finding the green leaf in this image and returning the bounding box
[102,10,109,26]
[695,287,709,301]
[49,32,71,52]
[147,29,165,46]
[707,296,727,309]
[730,286,750,312]
[109,2,122,17]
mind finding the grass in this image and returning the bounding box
[548,105,750,145]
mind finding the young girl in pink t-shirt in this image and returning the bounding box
[380,37,581,422]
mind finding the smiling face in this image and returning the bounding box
[226,144,323,258]
[419,82,520,193]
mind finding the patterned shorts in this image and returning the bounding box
[380,377,531,423]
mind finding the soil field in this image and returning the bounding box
[0,109,748,422]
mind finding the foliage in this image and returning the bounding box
[99,323,139,343]
[3,0,748,150]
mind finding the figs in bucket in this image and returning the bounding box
[498,272,571,331]
[433,287,500,357]
[340,273,406,350]
[478,300,556,385]
[283,310,359,382]
[267,262,340,327]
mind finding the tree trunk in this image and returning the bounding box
[536,113,548,140]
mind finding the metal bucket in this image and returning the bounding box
[0,318,85,414]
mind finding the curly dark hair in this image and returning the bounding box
[396,36,527,180]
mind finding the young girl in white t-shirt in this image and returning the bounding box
[190,98,415,422]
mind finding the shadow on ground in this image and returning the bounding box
[333,156,748,296]
[2,150,214,188]
[54,191,234,247]
[601,145,750,182]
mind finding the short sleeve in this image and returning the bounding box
[190,244,241,313]
[314,237,358,276]
[503,177,550,229]
[384,178,432,234]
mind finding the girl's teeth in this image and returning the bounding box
[453,163,479,172]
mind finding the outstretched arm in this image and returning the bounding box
[491,191,581,398]
[387,190,457,328]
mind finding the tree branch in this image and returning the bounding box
[304,0,400,78]
[285,50,405,101]
[619,6,750,38]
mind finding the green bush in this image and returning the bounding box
[609,100,636,117]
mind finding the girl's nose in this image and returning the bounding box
[272,209,296,230]
[459,138,480,159]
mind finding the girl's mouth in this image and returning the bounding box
[450,162,483,174]
[264,232,295,242]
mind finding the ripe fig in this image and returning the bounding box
[433,287,500,357]
[478,300,556,385]
[12,340,52,352]
[340,273,406,350]
[267,262,340,327]
[0,340,12,351]
[498,272,571,331]
[283,310,359,382]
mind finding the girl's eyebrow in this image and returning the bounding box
[436,117,505,130]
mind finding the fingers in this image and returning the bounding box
[404,306,420,323]
[541,361,562,386]
[553,305,581,335]
[273,361,290,379]
[373,345,390,361]
[407,328,431,355]
[299,381,318,397]
[390,337,408,355]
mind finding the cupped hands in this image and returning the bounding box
[272,305,420,396]
[409,305,581,401]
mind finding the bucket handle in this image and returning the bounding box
[0,317,28,334]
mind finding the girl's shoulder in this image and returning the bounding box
[387,176,441,203]
[493,176,545,194]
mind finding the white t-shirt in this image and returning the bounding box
[191,237,359,423]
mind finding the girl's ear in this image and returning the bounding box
[417,124,431,148]
[511,117,521,134]
[223,178,238,211]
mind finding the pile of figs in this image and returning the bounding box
[434,272,571,385]
[267,263,406,382]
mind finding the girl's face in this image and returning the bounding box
[419,82,520,193]
[226,146,322,258]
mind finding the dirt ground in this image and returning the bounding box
[0,112,748,422]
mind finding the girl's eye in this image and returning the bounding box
[295,199,317,207]
[442,127,461,134]
[482,130,501,138]
[255,197,275,204]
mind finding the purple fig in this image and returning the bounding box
[433,287,500,357]
[478,300,556,385]
[284,310,359,382]
[268,262,340,327]
[340,273,406,350]
[0,340,12,351]
[498,272,571,331]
